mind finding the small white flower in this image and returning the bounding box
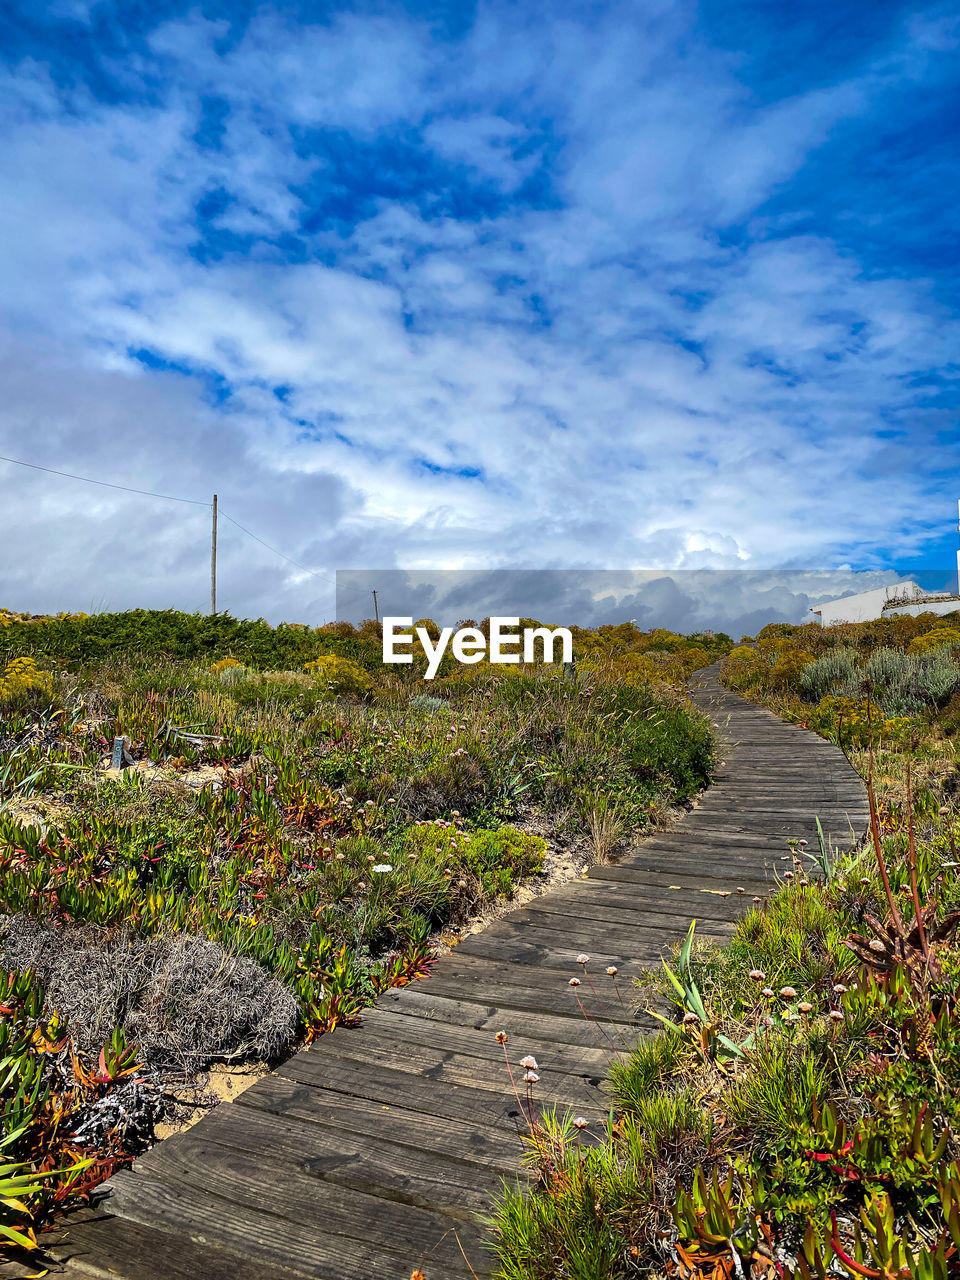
[576,954,590,965]
[572,1116,589,1130]
[779,986,797,999]
[371,864,393,874]
[829,1010,844,1022]
[749,969,765,981]
[520,1055,539,1070]
[606,966,618,976]
[868,940,886,953]
[568,977,581,987]
[832,983,848,994]
[523,1071,540,1084]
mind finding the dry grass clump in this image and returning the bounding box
[1,915,298,1070]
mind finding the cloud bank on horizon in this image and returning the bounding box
[1,0,958,627]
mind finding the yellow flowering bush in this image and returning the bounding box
[768,647,816,693]
[0,657,54,711]
[209,657,243,674]
[721,644,765,691]
[907,627,960,655]
[808,695,884,746]
[303,654,373,695]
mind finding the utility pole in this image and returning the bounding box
[371,589,379,625]
[210,494,218,616]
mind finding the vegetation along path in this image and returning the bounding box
[53,669,870,1280]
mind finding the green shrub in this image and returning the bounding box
[402,822,545,898]
[303,654,373,695]
[864,645,960,716]
[799,648,861,702]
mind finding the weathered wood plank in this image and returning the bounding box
[103,1168,485,1280]
[136,1103,504,1219]
[58,1213,304,1280]
[377,986,634,1049]
[234,1073,522,1174]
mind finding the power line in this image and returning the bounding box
[219,511,330,582]
[0,451,333,584]
[0,453,209,505]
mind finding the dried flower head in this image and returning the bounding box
[520,1055,539,1070]
[868,939,886,953]
[749,969,765,981]
[829,1009,844,1022]
[576,954,590,965]
[682,1011,699,1025]
[798,1002,813,1014]
[495,1031,508,1045]
[779,986,797,999]
[762,987,775,998]
[523,1071,540,1084]
[572,1116,589,1130]
[832,983,848,994]
[606,966,618,976]
[568,977,581,987]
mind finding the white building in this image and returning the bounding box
[811,582,960,627]
[811,503,960,626]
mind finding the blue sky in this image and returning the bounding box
[0,0,958,623]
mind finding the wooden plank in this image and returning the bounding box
[376,986,633,1049]
[234,1073,521,1174]
[423,968,636,1024]
[301,1018,610,1107]
[518,887,745,926]
[135,1103,504,1219]
[357,1007,613,1074]
[102,1168,485,1280]
[276,1051,560,1131]
[450,928,728,972]
[453,917,720,965]
[58,1213,304,1280]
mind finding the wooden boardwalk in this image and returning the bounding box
[53,670,869,1280]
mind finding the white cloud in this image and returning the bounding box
[0,2,956,626]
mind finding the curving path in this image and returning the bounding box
[53,669,869,1280]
